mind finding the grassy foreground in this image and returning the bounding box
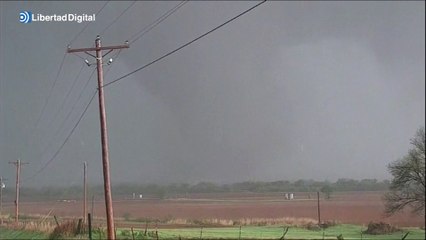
[2,225,425,239]
[0,227,47,239]
[110,225,425,240]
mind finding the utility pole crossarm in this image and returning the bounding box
[67,44,129,53]
[8,161,29,165]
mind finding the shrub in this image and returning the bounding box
[363,222,401,235]
[305,222,321,231]
[122,212,132,221]
[320,220,339,229]
[120,229,131,237]
[49,220,78,239]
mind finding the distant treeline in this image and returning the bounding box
[2,178,389,201]
[112,178,390,196]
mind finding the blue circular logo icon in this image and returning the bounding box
[19,11,32,23]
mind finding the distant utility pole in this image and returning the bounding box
[83,161,87,224]
[317,191,321,225]
[67,36,129,240]
[0,176,7,225]
[8,159,29,223]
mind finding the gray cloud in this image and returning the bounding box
[1,1,424,186]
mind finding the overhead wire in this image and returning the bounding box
[45,63,86,130]
[104,0,267,88]
[99,1,137,36]
[39,0,127,147]
[71,52,86,61]
[21,52,68,161]
[128,0,188,44]
[24,1,110,160]
[25,58,118,182]
[27,0,184,151]
[67,1,110,47]
[21,0,131,182]
[33,53,67,132]
[23,89,97,183]
[32,165,84,223]
[33,69,96,168]
[23,0,267,182]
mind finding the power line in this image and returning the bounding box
[33,53,67,131]
[104,0,266,88]
[21,0,267,185]
[30,1,109,144]
[21,1,109,172]
[68,1,110,46]
[36,69,96,165]
[23,89,97,183]
[128,0,188,44]
[23,1,108,160]
[24,52,68,157]
[45,63,86,130]
[71,52,86,61]
[99,1,137,36]
[28,57,118,181]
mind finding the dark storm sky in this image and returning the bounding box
[0,1,424,187]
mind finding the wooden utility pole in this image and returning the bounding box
[67,36,129,240]
[83,161,87,224]
[317,191,321,225]
[8,159,29,223]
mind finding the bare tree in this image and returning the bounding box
[384,127,425,216]
[320,185,333,200]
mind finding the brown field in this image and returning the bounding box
[3,191,425,227]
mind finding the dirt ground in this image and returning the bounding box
[4,191,425,227]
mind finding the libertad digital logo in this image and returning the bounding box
[19,10,95,24]
[19,11,32,23]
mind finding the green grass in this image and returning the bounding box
[114,225,425,240]
[2,225,425,240]
[0,227,47,240]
